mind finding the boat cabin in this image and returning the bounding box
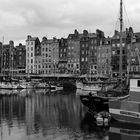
[130,77,140,92]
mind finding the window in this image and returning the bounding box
[31,53,33,57]
[31,59,33,63]
[122,43,125,47]
[112,44,115,47]
[31,47,33,51]
[112,51,115,55]
[117,50,120,54]
[137,80,140,87]
[76,64,79,68]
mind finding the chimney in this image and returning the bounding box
[9,40,14,46]
[27,35,31,40]
[42,36,47,42]
[83,30,88,36]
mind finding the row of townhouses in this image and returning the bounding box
[0,27,140,78]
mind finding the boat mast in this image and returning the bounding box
[119,0,123,85]
[1,41,3,76]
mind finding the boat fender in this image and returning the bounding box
[96,111,111,126]
[104,118,109,126]
[96,116,103,126]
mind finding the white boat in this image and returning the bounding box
[76,77,116,92]
[76,81,102,91]
[76,75,104,91]
[0,81,25,90]
[49,84,63,91]
[109,77,140,124]
[19,81,33,89]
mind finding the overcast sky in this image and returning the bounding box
[0,0,139,45]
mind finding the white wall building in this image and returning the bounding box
[26,35,41,74]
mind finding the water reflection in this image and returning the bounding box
[0,89,140,140]
[0,89,87,140]
[80,112,109,140]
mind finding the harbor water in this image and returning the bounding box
[0,89,140,140]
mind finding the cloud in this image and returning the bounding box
[0,0,139,45]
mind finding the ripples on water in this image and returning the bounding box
[0,89,140,140]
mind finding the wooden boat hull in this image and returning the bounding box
[80,95,109,112]
[109,100,140,124]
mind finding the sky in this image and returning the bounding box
[0,0,139,45]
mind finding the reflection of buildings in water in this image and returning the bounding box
[25,97,35,135]
[0,95,26,139]
[24,93,87,135]
[80,112,109,140]
[110,121,140,139]
[0,93,87,138]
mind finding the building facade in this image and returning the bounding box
[97,38,112,77]
[111,30,128,78]
[80,30,99,75]
[58,38,68,74]
[67,30,81,75]
[15,43,26,74]
[126,28,140,75]
[26,35,41,74]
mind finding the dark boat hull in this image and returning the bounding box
[80,93,129,112]
[80,95,109,112]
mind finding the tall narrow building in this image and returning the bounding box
[26,35,40,74]
[80,30,97,75]
[58,38,68,74]
[15,43,26,74]
[67,30,81,75]
[111,30,127,78]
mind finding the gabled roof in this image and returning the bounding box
[111,30,127,39]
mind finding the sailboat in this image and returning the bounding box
[79,0,139,125]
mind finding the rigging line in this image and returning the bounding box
[123,4,131,27]
[123,0,133,27]
[109,0,120,34]
[115,10,120,31]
